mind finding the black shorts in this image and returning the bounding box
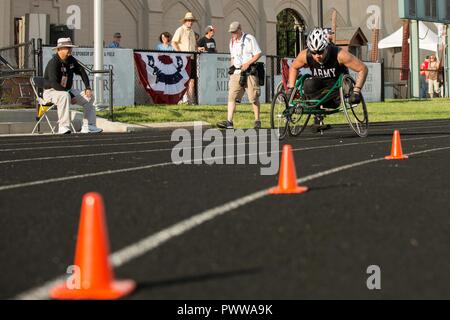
[303,77,341,108]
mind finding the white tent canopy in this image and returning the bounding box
[378,21,438,53]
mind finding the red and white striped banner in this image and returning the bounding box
[134,52,192,104]
[281,58,311,91]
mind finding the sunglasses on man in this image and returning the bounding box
[311,49,325,55]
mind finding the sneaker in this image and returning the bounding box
[217,120,234,129]
[311,123,332,133]
[95,106,109,112]
[81,125,103,134]
[58,127,71,135]
[311,116,331,133]
[254,120,262,129]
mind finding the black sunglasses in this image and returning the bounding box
[311,49,325,55]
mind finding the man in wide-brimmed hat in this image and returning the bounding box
[43,37,102,134]
[172,12,198,104]
[172,12,197,52]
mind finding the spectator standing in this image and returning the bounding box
[156,32,174,51]
[420,56,430,98]
[217,22,263,130]
[426,54,440,99]
[172,12,198,105]
[108,32,122,48]
[198,25,217,53]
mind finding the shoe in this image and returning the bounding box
[95,106,109,112]
[254,120,262,130]
[58,127,71,135]
[81,125,103,134]
[217,120,234,129]
[311,124,332,133]
[311,116,331,133]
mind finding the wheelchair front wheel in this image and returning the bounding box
[289,105,311,137]
[341,75,369,137]
[271,91,289,140]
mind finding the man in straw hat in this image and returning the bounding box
[43,38,102,134]
[172,12,198,105]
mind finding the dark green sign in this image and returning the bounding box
[399,0,450,23]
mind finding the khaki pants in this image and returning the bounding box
[43,89,97,130]
[228,73,260,104]
[428,79,440,95]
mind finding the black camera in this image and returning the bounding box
[228,65,236,75]
[239,71,248,87]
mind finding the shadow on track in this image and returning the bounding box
[130,267,262,296]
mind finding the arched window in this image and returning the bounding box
[277,9,306,58]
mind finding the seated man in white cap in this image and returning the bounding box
[43,37,103,134]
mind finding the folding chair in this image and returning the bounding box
[30,76,76,134]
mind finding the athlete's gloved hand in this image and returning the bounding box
[350,91,362,105]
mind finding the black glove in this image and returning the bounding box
[349,91,362,105]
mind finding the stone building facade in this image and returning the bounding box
[0,0,405,59]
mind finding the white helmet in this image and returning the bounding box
[307,28,329,52]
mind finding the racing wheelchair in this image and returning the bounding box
[270,73,369,140]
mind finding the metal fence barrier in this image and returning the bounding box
[0,40,37,108]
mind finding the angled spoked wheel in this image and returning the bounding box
[341,74,369,137]
[288,101,311,137]
[270,91,289,140]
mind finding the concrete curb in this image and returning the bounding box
[97,117,212,133]
[0,109,212,136]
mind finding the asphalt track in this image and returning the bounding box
[1,118,450,300]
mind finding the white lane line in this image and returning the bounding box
[2,119,449,145]
[0,134,398,165]
[0,124,449,165]
[0,134,173,147]
[0,123,448,153]
[0,138,177,153]
[0,162,172,192]
[0,149,170,165]
[2,117,449,145]
[14,144,450,300]
[0,130,266,152]
[0,134,449,192]
[0,140,267,165]
[0,131,184,145]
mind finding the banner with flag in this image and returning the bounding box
[134,52,192,104]
[281,58,311,91]
[281,58,295,91]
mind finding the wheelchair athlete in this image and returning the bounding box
[287,28,368,132]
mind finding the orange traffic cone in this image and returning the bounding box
[268,144,309,195]
[385,130,408,160]
[50,193,136,300]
